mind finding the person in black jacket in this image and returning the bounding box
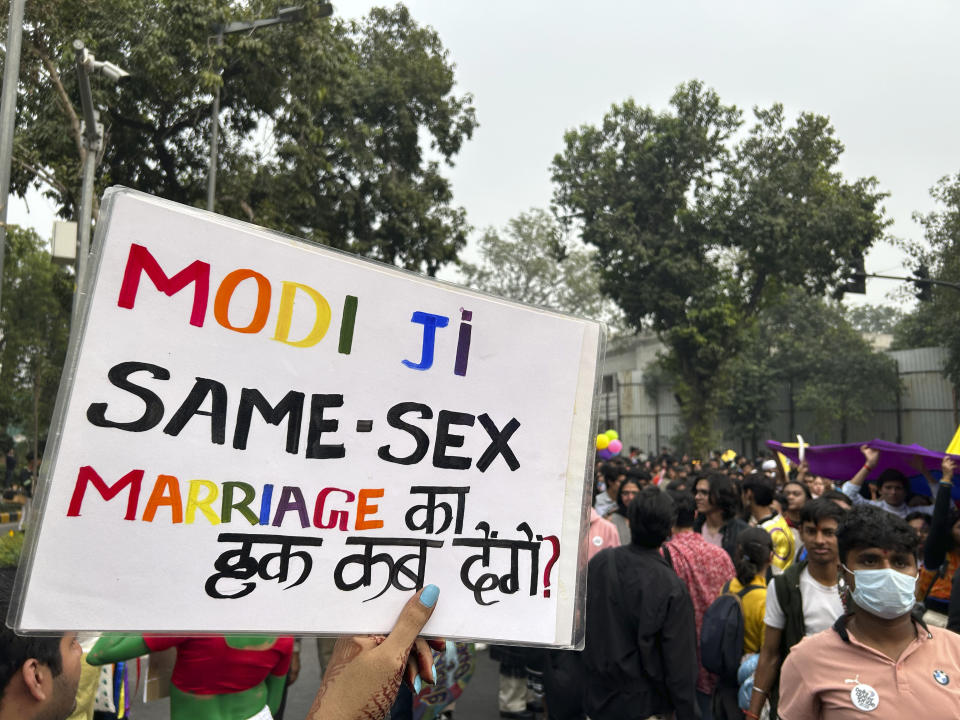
[694,472,749,561]
[919,455,958,628]
[583,487,699,720]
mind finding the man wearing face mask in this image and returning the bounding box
[777,505,960,718]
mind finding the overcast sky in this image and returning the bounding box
[12,0,960,307]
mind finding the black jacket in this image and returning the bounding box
[693,514,750,561]
[583,545,699,720]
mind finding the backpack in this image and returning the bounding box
[699,579,763,684]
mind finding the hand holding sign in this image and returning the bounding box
[308,586,442,720]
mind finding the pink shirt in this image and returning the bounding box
[779,619,960,719]
[586,508,620,560]
[662,530,735,695]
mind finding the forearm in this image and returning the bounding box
[87,635,149,665]
[840,480,867,504]
[748,645,781,716]
[266,674,287,715]
[847,462,869,488]
[948,565,960,633]
[924,481,954,569]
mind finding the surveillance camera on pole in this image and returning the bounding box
[99,61,130,82]
[71,39,129,325]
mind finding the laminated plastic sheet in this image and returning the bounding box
[11,188,603,647]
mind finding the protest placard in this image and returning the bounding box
[11,188,602,646]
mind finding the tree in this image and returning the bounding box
[458,209,622,325]
[8,1,476,275]
[765,290,898,444]
[0,227,73,467]
[892,175,960,387]
[845,304,903,334]
[721,341,777,457]
[552,81,888,455]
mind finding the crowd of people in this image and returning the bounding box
[4,443,960,720]
[569,445,960,719]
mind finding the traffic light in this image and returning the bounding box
[836,255,866,297]
[913,263,933,302]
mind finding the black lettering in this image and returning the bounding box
[86,361,168,432]
[405,486,470,534]
[333,537,444,601]
[377,402,433,465]
[432,411,474,470]
[205,533,324,600]
[232,388,304,454]
[162,377,228,444]
[476,414,521,472]
[305,394,345,459]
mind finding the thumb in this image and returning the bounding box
[382,584,439,653]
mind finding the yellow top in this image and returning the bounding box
[761,513,796,573]
[727,574,768,654]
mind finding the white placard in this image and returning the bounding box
[13,189,602,646]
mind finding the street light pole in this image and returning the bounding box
[71,40,128,324]
[0,0,28,314]
[206,29,223,212]
[73,40,104,323]
[205,5,329,214]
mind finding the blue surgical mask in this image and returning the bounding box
[842,564,917,619]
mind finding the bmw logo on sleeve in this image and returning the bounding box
[933,669,950,686]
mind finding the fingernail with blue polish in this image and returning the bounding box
[419,584,439,608]
[414,674,422,694]
[431,662,437,684]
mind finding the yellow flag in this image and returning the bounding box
[948,424,960,455]
[776,452,793,474]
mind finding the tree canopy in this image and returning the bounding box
[0,227,73,461]
[458,208,622,326]
[8,0,477,274]
[724,289,900,453]
[845,304,903,335]
[891,175,960,385]
[552,81,888,454]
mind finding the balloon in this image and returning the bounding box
[609,439,622,454]
[598,448,614,460]
[605,429,619,440]
[596,434,610,450]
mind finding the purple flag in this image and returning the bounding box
[766,439,960,497]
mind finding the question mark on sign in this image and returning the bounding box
[542,535,560,598]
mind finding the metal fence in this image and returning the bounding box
[597,347,959,457]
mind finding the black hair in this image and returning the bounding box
[783,480,812,500]
[615,477,642,517]
[626,467,650,482]
[905,511,931,527]
[734,527,773,586]
[603,463,625,484]
[666,487,697,528]
[822,489,853,507]
[0,567,63,696]
[799,497,846,527]
[706,472,741,521]
[876,468,908,491]
[837,504,919,563]
[742,472,775,507]
[628,487,677,548]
